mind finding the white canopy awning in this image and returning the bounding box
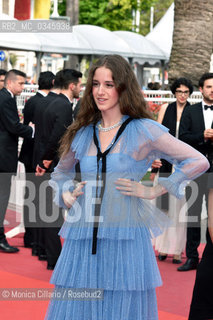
[114,30,167,64]
[146,3,174,58]
[0,15,168,64]
[73,25,131,56]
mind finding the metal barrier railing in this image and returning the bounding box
[143,90,202,104]
[17,87,202,111]
[16,85,38,109]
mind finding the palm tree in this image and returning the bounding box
[66,0,79,25]
[168,0,213,89]
[65,0,79,69]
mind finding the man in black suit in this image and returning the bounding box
[35,69,82,269]
[33,71,61,171]
[41,69,82,168]
[178,73,213,271]
[28,71,60,259]
[0,69,6,90]
[73,98,82,120]
[0,69,33,253]
[19,71,55,250]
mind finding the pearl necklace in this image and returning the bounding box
[97,119,123,132]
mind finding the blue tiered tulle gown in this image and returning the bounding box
[45,117,208,320]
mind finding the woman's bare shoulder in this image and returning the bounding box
[157,103,169,124]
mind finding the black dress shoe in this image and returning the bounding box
[32,246,39,256]
[38,248,47,261]
[47,263,56,270]
[177,258,199,271]
[172,258,182,264]
[39,254,47,261]
[24,242,33,248]
[158,254,167,261]
[0,240,19,253]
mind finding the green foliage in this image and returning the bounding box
[153,0,173,25]
[9,53,17,68]
[58,0,66,16]
[79,0,135,31]
[140,0,173,35]
[58,0,173,35]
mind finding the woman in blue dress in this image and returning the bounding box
[45,55,209,320]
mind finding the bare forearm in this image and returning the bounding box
[115,178,167,200]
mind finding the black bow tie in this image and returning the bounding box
[204,105,213,110]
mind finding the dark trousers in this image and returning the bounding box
[35,173,63,264]
[186,174,208,259]
[23,166,36,246]
[43,226,62,265]
[0,173,13,242]
[188,231,213,320]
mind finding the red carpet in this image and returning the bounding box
[0,270,52,320]
[1,210,206,320]
[156,244,205,320]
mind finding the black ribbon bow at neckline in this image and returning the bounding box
[91,117,133,254]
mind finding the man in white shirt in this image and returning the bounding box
[178,72,213,271]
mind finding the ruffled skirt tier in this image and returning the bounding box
[45,288,158,320]
[45,227,161,319]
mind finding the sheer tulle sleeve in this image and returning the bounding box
[49,148,77,208]
[49,125,93,208]
[118,119,208,199]
[147,127,209,198]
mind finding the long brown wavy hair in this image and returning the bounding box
[59,54,152,156]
